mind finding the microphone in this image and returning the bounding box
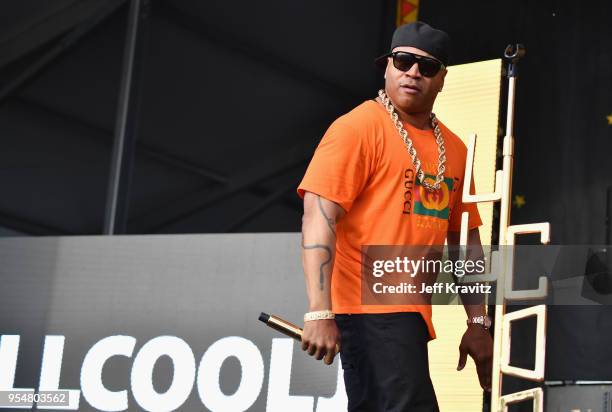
[258,312,303,341]
[258,312,340,355]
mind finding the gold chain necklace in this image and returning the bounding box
[378,89,446,192]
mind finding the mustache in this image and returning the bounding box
[399,82,422,91]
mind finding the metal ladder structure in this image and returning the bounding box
[460,44,550,412]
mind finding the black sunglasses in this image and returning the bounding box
[386,51,445,77]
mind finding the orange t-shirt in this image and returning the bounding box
[297,100,482,339]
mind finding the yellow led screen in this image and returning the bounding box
[429,58,502,412]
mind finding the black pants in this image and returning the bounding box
[335,313,440,412]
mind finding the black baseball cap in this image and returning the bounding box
[375,22,450,68]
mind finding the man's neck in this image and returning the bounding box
[395,106,432,130]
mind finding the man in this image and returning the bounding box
[297,22,493,411]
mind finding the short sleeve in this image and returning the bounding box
[448,175,483,231]
[297,120,373,212]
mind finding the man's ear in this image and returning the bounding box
[384,57,392,79]
[439,68,447,92]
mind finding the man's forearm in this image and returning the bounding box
[460,244,487,318]
[301,194,341,311]
[301,233,335,310]
[462,302,486,318]
[448,228,487,318]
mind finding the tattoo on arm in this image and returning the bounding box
[301,234,333,291]
[317,196,336,235]
[300,195,337,291]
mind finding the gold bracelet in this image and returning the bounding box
[304,310,335,322]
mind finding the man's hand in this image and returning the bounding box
[301,319,340,365]
[457,324,493,392]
